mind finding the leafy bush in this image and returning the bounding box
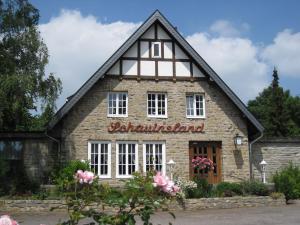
[186,177,215,198]
[216,182,243,197]
[240,180,269,196]
[54,170,179,225]
[270,192,285,200]
[273,163,300,201]
[53,160,90,187]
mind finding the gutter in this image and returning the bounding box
[249,131,264,180]
[45,130,61,168]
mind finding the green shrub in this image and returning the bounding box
[216,182,243,197]
[240,180,269,196]
[53,160,90,184]
[270,192,285,200]
[186,177,214,198]
[273,163,300,201]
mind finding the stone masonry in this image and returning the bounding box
[252,138,300,182]
[56,76,250,185]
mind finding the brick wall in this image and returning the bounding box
[57,76,250,184]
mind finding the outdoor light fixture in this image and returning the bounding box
[234,133,243,146]
[167,159,176,180]
[260,159,267,184]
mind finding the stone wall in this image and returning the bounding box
[252,138,300,182]
[0,196,285,212]
[57,76,250,185]
[0,132,58,183]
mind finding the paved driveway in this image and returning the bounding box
[2,204,300,225]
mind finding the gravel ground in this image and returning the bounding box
[1,203,300,225]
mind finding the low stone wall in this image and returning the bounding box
[0,196,285,212]
[170,196,285,211]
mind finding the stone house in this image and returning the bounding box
[45,10,264,185]
[3,11,282,185]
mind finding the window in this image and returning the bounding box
[147,93,167,117]
[108,92,128,117]
[116,142,138,178]
[152,42,161,58]
[186,94,205,118]
[88,142,111,178]
[143,142,166,175]
[0,141,23,160]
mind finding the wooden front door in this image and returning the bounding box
[189,142,222,184]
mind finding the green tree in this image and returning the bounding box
[0,0,62,131]
[248,68,300,137]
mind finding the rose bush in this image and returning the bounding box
[53,163,180,225]
[192,157,214,171]
[0,215,18,225]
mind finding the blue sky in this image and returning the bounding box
[31,0,300,107]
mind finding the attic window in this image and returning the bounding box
[152,42,161,58]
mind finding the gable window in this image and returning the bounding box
[88,141,111,178]
[186,94,205,118]
[108,92,128,117]
[116,142,138,178]
[152,42,161,58]
[147,93,167,118]
[143,142,166,175]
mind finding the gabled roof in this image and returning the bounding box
[48,10,264,135]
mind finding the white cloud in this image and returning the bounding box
[187,33,269,101]
[261,29,300,77]
[39,10,300,107]
[209,20,250,37]
[39,9,140,107]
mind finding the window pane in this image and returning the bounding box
[154,43,160,56]
[186,96,194,116]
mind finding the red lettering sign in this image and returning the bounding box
[108,122,204,133]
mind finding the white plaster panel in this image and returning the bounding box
[141,25,155,39]
[175,44,189,59]
[140,61,155,76]
[140,41,150,58]
[107,61,119,75]
[124,42,138,57]
[123,60,137,76]
[176,61,190,77]
[158,61,173,77]
[193,63,205,77]
[164,42,172,59]
[157,25,171,39]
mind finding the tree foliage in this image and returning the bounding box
[0,0,62,131]
[248,68,300,137]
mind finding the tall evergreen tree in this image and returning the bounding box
[248,68,300,137]
[0,0,62,131]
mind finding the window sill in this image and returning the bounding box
[116,175,133,179]
[186,116,206,119]
[147,115,168,119]
[107,114,128,118]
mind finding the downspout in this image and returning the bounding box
[45,129,61,171]
[249,131,264,180]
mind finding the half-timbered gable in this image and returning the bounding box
[106,22,205,79]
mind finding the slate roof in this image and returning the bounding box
[47,10,264,137]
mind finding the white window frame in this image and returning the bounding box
[107,92,128,117]
[186,93,206,118]
[143,142,166,175]
[152,42,161,58]
[88,141,111,178]
[147,93,168,118]
[116,141,139,178]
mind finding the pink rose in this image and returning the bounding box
[153,172,168,187]
[0,215,19,225]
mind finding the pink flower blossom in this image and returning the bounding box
[75,170,95,184]
[153,172,180,196]
[0,215,19,225]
